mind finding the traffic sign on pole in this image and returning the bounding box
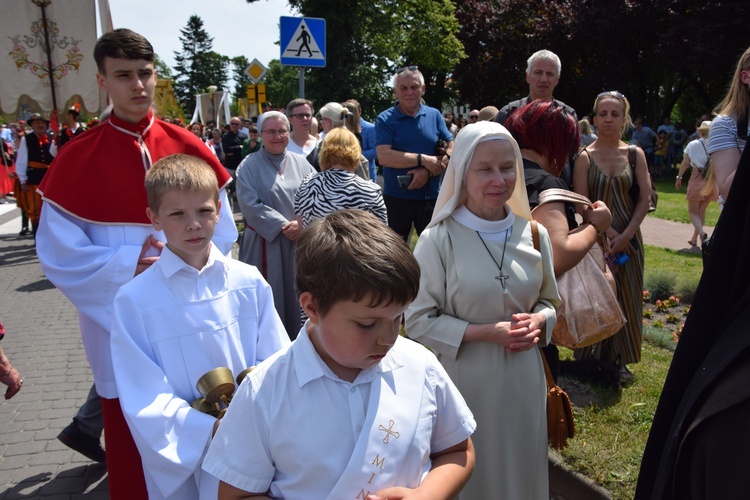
[280,17,326,68]
[244,59,268,84]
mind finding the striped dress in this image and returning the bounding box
[294,168,387,227]
[578,154,644,365]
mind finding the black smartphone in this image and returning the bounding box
[397,174,414,189]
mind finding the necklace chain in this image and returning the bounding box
[476,229,510,294]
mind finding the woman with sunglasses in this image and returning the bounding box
[573,91,651,385]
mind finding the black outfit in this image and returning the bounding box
[635,145,750,500]
[524,158,577,382]
[58,125,85,147]
[221,131,247,172]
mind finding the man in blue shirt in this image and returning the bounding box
[375,67,453,242]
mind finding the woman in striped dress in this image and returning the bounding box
[573,91,652,384]
[294,127,386,228]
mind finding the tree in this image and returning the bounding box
[262,59,300,110]
[246,0,465,118]
[454,0,746,127]
[172,15,229,114]
[154,54,173,80]
[231,56,253,100]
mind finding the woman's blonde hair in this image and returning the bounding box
[319,128,361,171]
[715,46,750,122]
[318,102,351,128]
[593,91,633,136]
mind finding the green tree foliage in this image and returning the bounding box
[173,15,229,114]
[154,54,173,80]
[232,56,253,99]
[455,0,747,126]
[262,59,300,111]
[246,0,464,119]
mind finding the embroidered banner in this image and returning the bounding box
[0,0,100,120]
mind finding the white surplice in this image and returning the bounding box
[110,244,290,499]
[202,328,476,499]
[35,191,237,399]
[405,207,561,500]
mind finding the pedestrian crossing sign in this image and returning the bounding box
[280,17,326,68]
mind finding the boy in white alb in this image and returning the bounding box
[110,154,290,499]
[203,209,476,500]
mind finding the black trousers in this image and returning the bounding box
[383,195,436,243]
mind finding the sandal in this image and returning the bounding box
[688,239,697,246]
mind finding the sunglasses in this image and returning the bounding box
[396,65,418,74]
[597,91,626,100]
[469,115,479,119]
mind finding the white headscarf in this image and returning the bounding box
[428,121,531,228]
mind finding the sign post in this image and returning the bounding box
[280,16,326,98]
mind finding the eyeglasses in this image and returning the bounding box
[469,115,479,119]
[396,65,418,74]
[261,129,289,137]
[289,113,312,119]
[597,91,626,100]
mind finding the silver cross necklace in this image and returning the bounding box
[476,229,510,294]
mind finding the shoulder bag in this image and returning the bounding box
[532,189,627,349]
[530,220,575,449]
[626,145,657,212]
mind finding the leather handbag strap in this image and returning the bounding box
[539,346,555,390]
[530,219,540,252]
[535,188,593,209]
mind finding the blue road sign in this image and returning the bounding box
[280,17,326,68]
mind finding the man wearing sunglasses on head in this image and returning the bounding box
[375,66,453,243]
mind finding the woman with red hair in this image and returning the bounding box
[505,99,612,380]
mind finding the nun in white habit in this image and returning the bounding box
[405,120,561,499]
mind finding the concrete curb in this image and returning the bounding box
[549,451,613,499]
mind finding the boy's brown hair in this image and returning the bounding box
[94,28,154,74]
[295,209,420,316]
[145,154,219,211]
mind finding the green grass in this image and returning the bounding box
[556,342,673,500]
[644,243,705,288]
[648,176,720,226]
[553,244,705,499]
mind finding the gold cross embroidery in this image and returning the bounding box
[378,419,400,444]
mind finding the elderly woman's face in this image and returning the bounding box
[464,139,516,221]
[261,117,290,155]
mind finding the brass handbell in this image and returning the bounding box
[236,366,256,386]
[196,367,235,405]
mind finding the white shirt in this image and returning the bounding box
[111,244,290,499]
[203,328,475,499]
[684,138,710,170]
[286,136,318,156]
[15,134,57,183]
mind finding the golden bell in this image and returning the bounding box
[196,367,236,404]
[236,366,256,386]
[190,397,220,417]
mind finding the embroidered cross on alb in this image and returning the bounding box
[378,419,400,444]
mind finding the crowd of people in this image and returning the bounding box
[3,25,748,498]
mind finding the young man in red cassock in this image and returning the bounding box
[36,28,236,499]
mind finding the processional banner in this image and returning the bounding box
[0,0,100,120]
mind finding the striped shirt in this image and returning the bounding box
[294,168,387,227]
[707,114,747,156]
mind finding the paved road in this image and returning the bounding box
[0,203,708,498]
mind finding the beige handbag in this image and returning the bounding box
[532,189,626,349]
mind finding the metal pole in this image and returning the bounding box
[35,0,58,114]
[298,67,304,98]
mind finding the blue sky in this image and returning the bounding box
[105,0,297,73]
